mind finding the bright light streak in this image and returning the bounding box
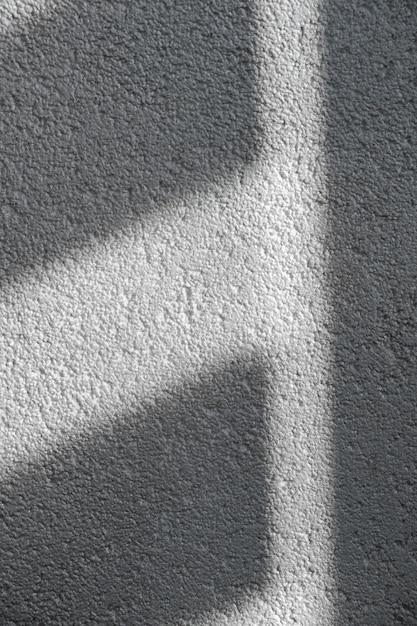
[0,0,54,34]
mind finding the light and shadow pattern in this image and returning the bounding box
[0,1,271,624]
[0,0,260,283]
[0,358,271,624]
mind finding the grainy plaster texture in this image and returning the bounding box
[1,0,416,624]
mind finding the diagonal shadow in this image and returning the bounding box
[0,0,260,284]
[326,1,417,623]
[0,357,271,624]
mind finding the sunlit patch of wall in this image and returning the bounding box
[0,0,54,34]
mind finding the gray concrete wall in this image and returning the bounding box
[1,1,416,624]
[327,1,417,623]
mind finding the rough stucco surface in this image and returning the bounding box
[326,1,417,624]
[1,0,415,624]
[2,0,331,623]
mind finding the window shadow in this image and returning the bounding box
[0,0,259,284]
[326,1,417,623]
[0,357,271,624]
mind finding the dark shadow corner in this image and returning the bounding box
[0,355,272,624]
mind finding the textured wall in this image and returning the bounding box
[326,1,417,623]
[2,0,331,623]
[2,0,415,624]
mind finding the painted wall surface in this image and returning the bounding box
[1,1,416,624]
